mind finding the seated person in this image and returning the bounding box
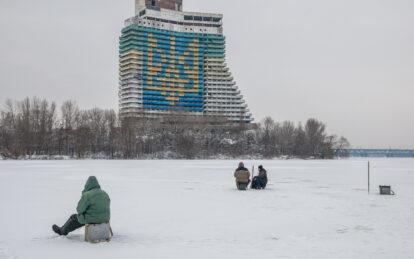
[252,165,268,189]
[53,176,110,236]
[234,162,250,190]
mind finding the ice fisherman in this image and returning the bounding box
[251,165,268,189]
[234,162,251,190]
[52,176,111,236]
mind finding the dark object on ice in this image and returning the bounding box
[234,162,250,190]
[379,185,395,195]
[53,176,111,238]
[85,223,113,243]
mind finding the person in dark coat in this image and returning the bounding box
[52,176,111,236]
[234,162,250,190]
[252,165,268,189]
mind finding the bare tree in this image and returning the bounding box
[293,123,306,158]
[304,119,327,158]
[61,100,79,130]
[259,117,277,157]
[334,136,351,157]
[60,100,79,156]
[0,97,350,160]
[0,100,20,157]
[277,121,296,156]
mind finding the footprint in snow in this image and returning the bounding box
[336,227,349,234]
[354,225,374,233]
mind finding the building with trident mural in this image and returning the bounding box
[119,0,253,122]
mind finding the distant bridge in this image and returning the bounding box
[347,149,414,158]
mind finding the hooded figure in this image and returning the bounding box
[257,165,268,188]
[252,165,268,189]
[234,162,250,190]
[53,176,110,236]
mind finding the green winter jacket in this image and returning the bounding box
[76,176,111,224]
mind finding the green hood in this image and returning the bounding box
[77,176,110,224]
[82,176,101,194]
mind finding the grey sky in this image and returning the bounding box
[0,0,413,148]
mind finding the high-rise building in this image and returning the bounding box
[119,0,253,122]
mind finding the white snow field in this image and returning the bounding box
[0,159,413,259]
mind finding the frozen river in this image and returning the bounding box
[0,159,413,258]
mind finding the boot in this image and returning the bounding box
[52,224,62,235]
[60,214,85,236]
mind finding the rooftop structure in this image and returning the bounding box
[135,0,182,13]
[119,0,253,122]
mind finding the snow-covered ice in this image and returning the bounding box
[0,159,413,258]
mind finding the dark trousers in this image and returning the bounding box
[236,182,249,190]
[252,177,264,189]
[61,214,85,235]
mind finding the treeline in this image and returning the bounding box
[0,97,350,159]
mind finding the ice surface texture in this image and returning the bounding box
[0,159,413,258]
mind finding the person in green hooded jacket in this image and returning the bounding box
[52,176,111,236]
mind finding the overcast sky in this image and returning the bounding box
[0,0,413,148]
